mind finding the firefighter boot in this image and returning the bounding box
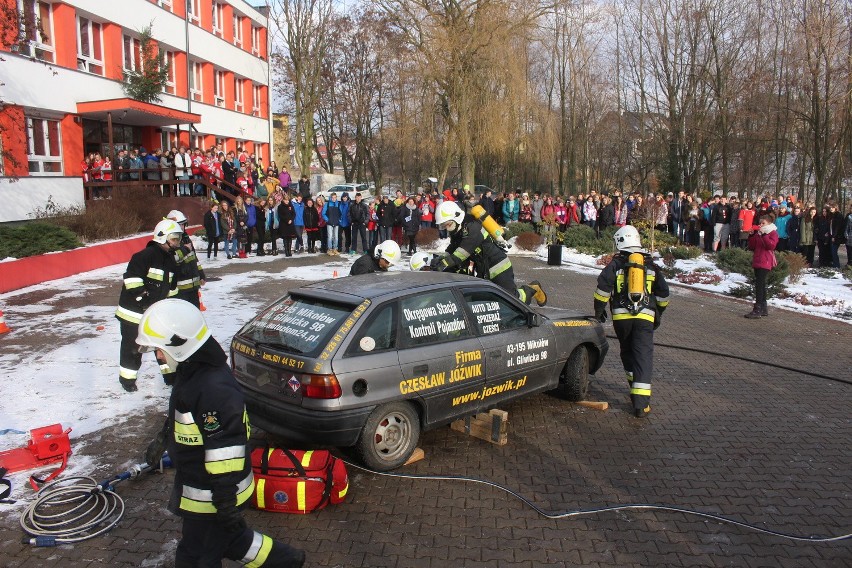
[634,405,651,418]
[744,303,762,319]
[528,281,548,306]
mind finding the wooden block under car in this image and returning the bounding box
[450,409,508,446]
[574,400,609,411]
[404,447,425,466]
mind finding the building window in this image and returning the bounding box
[17,0,54,63]
[233,14,243,47]
[187,0,200,25]
[215,137,227,153]
[77,16,104,75]
[27,116,63,175]
[123,34,142,72]
[252,84,261,117]
[157,0,173,12]
[234,78,244,112]
[253,144,262,163]
[212,2,223,36]
[192,134,204,150]
[190,60,203,102]
[250,26,260,56]
[214,70,226,107]
[161,49,176,95]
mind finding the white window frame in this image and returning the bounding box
[157,0,173,12]
[190,60,203,102]
[77,16,104,75]
[252,84,261,116]
[233,14,243,47]
[161,49,176,95]
[187,0,201,25]
[192,134,205,151]
[212,2,223,37]
[250,25,260,56]
[123,33,142,72]
[26,115,63,176]
[234,78,244,112]
[16,0,55,63]
[253,144,262,163]
[214,69,226,107]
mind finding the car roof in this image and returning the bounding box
[296,271,487,303]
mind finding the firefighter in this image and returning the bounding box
[593,225,670,418]
[349,239,401,275]
[166,209,206,308]
[430,200,547,306]
[115,219,183,392]
[409,251,434,271]
[138,300,305,568]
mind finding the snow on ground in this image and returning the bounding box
[0,237,849,498]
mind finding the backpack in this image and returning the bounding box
[250,446,348,514]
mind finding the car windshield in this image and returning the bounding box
[240,295,353,356]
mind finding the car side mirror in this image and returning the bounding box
[527,312,541,328]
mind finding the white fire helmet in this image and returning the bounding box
[136,299,211,363]
[613,225,642,252]
[409,252,434,271]
[436,200,465,232]
[152,219,184,245]
[375,240,401,265]
[166,209,187,225]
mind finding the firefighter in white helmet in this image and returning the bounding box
[431,200,547,306]
[166,210,206,308]
[138,299,305,568]
[114,219,183,392]
[593,225,670,418]
[349,239,401,275]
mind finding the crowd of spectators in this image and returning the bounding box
[83,151,852,269]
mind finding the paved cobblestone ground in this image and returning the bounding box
[1,254,850,567]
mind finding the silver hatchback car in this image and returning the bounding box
[231,272,608,471]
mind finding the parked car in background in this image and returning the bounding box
[231,272,609,471]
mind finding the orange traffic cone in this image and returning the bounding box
[0,310,9,334]
[332,270,339,278]
[198,291,207,311]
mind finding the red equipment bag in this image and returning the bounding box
[249,446,348,514]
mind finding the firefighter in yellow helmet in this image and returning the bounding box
[593,225,670,417]
[115,219,183,392]
[138,299,305,567]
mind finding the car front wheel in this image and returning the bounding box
[355,402,420,471]
[556,345,590,402]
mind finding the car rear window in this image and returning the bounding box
[239,295,354,356]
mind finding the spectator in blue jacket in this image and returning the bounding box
[774,206,791,252]
[245,196,258,256]
[502,192,519,223]
[322,193,341,255]
[292,194,306,253]
[338,193,352,253]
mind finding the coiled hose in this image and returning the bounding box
[19,476,125,546]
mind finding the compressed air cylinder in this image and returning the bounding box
[627,253,646,303]
[470,204,506,241]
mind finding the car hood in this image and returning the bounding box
[536,306,593,321]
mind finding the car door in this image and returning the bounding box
[461,287,558,408]
[396,288,486,427]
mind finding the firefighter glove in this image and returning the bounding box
[594,308,607,323]
[120,377,138,392]
[429,256,446,271]
[213,492,246,535]
[654,315,662,330]
[145,429,167,466]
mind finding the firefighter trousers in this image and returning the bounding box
[118,320,175,386]
[175,516,305,568]
[613,318,654,410]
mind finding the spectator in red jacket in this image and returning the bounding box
[745,214,779,319]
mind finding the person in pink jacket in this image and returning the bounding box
[745,214,779,319]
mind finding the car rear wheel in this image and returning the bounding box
[355,402,420,471]
[556,345,589,402]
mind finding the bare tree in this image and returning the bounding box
[268,0,334,175]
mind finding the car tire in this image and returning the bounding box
[354,402,420,472]
[556,345,590,402]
